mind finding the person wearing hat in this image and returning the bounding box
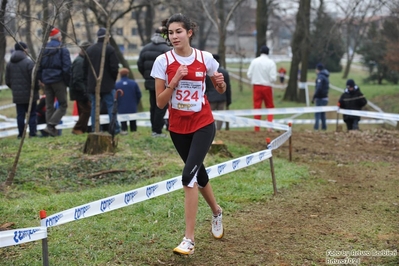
[69,41,92,135]
[338,79,367,131]
[247,45,277,132]
[205,54,232,130]
[83,27,120,133]
[312,63,330,131]
[137,26,171,137]
[37,27,71,137]
[115,68,142,135]
[5,41,39,138]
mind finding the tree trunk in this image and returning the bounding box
[0,0,8,85]
[144,6,154,44]
[42,0,49,43]
[135,7,145,46]
[23,0,37,59]
[217,0,226,68]
[342,53,354,79]
[209,140,233,158]
[83,8,94,43]
[256,0,268,57]
[284,0,308,102]
[83,132,116,155]
[59,2,72,42]
[197,16,212,50]
[298,0,311,103]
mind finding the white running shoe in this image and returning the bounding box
[212,206,224,239]
[173,237,195,255]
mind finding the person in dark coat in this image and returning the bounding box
[38,27,71,137]
[339,79,367,131]
[205,54,232,130]
[137,27,171,137]
[70,41,92,134]
[312,63,330,130]
[83,28,120,133]
[5,41,39,138]
[115,68,142,134]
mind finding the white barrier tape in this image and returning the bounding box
[213,106,339,116]
[338,109,399,121]
[41,149,272,228]
[268,127,292,150]
[0,115,16,122]
[212,112,289,131]
[268,119,384,125]
[0,103,15,110]
[0,226,47,248]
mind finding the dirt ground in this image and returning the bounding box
[167,129,399,265]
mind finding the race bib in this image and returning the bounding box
[171,80,203,112]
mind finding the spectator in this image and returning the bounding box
[5,41,39,138]
[312,63,330,131]
[83,28,120,134]
[151,13,224,255]
[278,67,286,84]
[38,27,71,137]
[247,45,277,132]
[205,54,232,130]
[36,89,48,137]
[70,41,92,135]
[338,79,367,131]
[137,27,171,137]
[36,89,63,137]
[115,68,142,134]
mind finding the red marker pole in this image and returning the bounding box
[266,138,277,196]
[288,122,292,162]
[40,210,49,266]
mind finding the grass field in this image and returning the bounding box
[0,59,398,265]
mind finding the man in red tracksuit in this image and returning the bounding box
[247,45,277,131]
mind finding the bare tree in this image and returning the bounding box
[298,0,311,103]
[255,0,278,57]
[82,7,94,43]
[19,0,37,59]
[335,0,385,79]
[84,0,161,79]
[166,1,211,50]
[2,0,66,188]
[283,0,311,102]
[201,0,245,68]
[58,1,73,42]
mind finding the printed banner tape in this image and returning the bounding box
[0,226,47,248]
[41,149,272,228]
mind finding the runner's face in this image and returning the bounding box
[168,22,192,49]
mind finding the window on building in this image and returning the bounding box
[116,28,123,36]
[128,44,137,50]
[131,28,138,36]
[131,11,136,19]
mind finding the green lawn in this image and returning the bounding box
[0,59,398,265]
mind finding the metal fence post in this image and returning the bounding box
[40,210,49,266]
[266,137,277,196]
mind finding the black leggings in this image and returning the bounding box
[170,122,215,187]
